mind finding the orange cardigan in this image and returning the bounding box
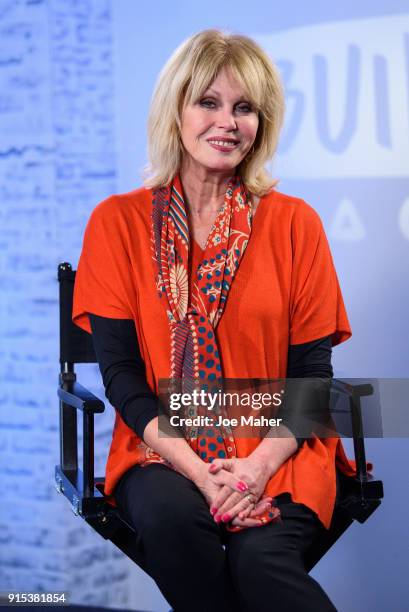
[72,186,372,530]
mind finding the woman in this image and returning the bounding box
[72,29,361,612]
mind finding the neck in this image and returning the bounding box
[179,159,235,216]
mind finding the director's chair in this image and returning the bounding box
[55,262,384,584]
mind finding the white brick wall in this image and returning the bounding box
[0,1,163,609]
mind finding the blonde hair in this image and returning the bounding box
[142,29,285,196]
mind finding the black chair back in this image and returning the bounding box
[58,262,96,364]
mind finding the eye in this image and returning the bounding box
[199,98,216,108]
[236,102,253,113]
[198,98,254,113]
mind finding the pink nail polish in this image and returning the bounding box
[221,513,231,522]
[214,514,222,523]
[237,481,248,492]
[210,507,217,516]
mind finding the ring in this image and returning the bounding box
[245,492,256,505]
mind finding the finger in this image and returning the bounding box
[213,489,243,520]
[237,503,253,521]
[235,494,272,521]
[210,485,238,516]
[210,470,250,494]
[230,515,264,528]
[238,498,271,521]
[236,496,265,521]
[248,497,273,518]
[245,500,272,520]
[218,493,259,523]
[209,459,233,474]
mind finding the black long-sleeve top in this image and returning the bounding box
[89,313,333,451]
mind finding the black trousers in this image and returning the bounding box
[114,463,339,612]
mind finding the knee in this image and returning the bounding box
[137,496,195,537]
[228,536,261,580]
[228,534,293,586]
[127,487,213,544]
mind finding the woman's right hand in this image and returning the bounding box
[192,463,272,527]
[193,461,244,507]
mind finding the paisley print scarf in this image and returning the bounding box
[145,172,280,532]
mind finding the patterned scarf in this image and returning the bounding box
[145,172,280,532]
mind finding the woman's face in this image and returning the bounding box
[180,66,259,176]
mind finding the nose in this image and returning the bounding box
[215,106,237,130]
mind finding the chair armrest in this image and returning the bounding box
[331,377,372,484]
[58,380,105,413]
[58,373,104,498]
[331,378,373,400]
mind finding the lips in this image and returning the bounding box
[206,137,240,145]
[207,138,240,152]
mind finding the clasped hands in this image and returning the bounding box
[194,456,274,529]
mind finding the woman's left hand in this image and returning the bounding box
[207,456,274,525]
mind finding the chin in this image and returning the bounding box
[201,156,239,173]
